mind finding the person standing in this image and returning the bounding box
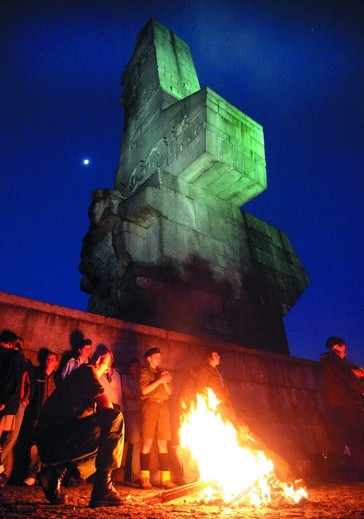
[138,347,175,489]
[122,358,142,484]
[99,350,123,412]
[320,336,364,480]
[60,338,92,379]
[35,345,124,508]
[1,336,33,483]
[23,349,59,486]
[97,345,124,484]
[0,330,27,486]
[195,349,236,423]
[195,348,294,481]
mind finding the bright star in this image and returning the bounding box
[83,159,90,166]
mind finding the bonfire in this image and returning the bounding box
[178,388,308,509]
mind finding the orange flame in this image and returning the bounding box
[179,388,308,508]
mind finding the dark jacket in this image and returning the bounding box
[320,351,364,408]
[28,366,58,422]
[0,347,26,417]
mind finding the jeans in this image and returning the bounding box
[37,408,124,478]
[2,404,26,479]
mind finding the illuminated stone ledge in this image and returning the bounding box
[80,19,309,354]
[116,19,266,206]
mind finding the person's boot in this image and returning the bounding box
[0,471,7,487]
[38,465,68,504]
[160,470,176,489]
[140,469,152,489]
[89,469,123,508]
[0,460,7,487]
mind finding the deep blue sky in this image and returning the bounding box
[1,0,363,364]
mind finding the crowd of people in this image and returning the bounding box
[0,328,363,508]
[0,330,193,507]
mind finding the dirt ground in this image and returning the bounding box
[0,479,363,519]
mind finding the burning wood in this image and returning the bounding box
[176,388,308,508]
[143,480,215,505]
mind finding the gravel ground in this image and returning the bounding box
[0,480,363,519]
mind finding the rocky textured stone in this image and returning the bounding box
[80,19,309,355]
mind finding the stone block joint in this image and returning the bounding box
[80,18,309,355]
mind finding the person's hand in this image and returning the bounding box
[0,404,5,412]
[160,370,172,383]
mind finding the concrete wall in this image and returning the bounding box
[0,291,344,472]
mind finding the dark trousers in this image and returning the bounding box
[37,409,124,473]
[338,403,364,476]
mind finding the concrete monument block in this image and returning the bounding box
[80,19,309,355]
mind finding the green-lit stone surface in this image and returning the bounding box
[81,19,309,355]
[115,20,266,206]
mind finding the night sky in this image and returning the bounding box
[1,0,363,365]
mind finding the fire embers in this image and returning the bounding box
[179,388,308,508]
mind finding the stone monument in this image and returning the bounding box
[79,19,309,355]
